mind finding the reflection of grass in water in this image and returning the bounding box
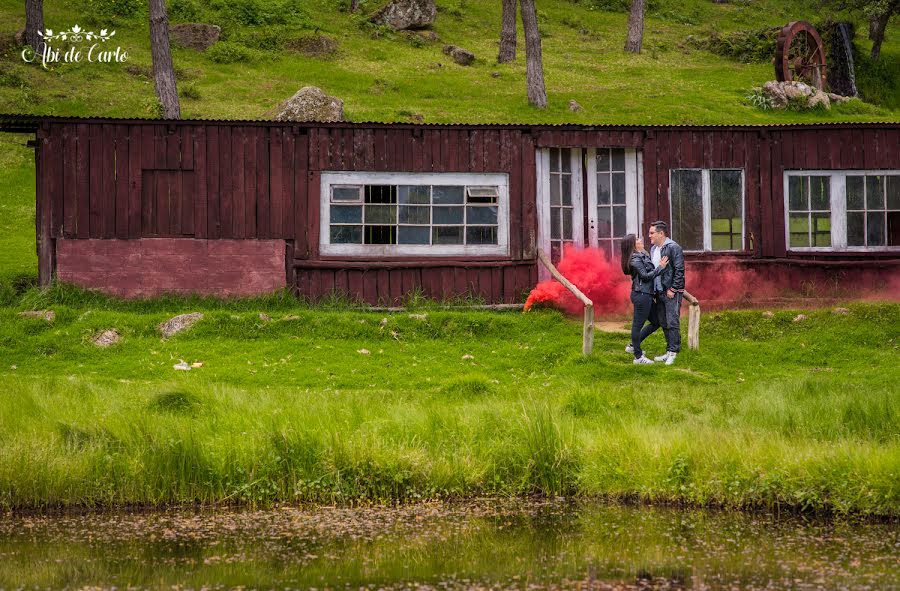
[0,304,897,513]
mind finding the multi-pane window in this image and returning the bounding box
[670,169,744,251]
[321,172,508,256]
[846,174,900,247]
[596,148,627,257]
[784,170,899,251]
[788,175,831,248]
[549,148,574,252]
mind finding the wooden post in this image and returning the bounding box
[683,291,700,350]
[536,249,594,356]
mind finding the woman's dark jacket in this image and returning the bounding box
[629,251,664,295]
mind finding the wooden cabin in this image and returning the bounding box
[1,114,898,303]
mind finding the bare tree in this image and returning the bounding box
[624,0,644,53]
[498,0,517,63]
[519,0,547,108]
[149,0,181,119]
[25,0,45,57]
[868,0,898,60]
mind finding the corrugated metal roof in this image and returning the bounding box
[1,112,898,131]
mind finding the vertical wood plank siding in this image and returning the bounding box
[34,122,899,302]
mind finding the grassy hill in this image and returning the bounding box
[0,0,898,125]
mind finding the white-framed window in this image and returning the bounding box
[588,148,641,258]
[669,169,744,252]
[784,170,900,251]
[320,172,509,257]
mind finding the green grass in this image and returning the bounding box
[0,0,897,124]
[0,294,897,514]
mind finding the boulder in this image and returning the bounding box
[760,81,831,110]
[371,0,436,30]
[808,90,831,109]
[93,329,121,348]
[762,81,787,108]
[442,44,474,66]
[568,99,582,112]
[169,24,221,51]
[158,313,204,338]
[275,86,344,122]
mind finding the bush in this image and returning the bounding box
[746,87,775,110]
[179,81,201,100]
[206,41,254,64]
[78,0,144,20]
[210,0,312,27]
[687,26,781,63]
[168,0,203,22]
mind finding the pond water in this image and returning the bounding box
[1,500,897,590]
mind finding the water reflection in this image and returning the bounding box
[0,500,896,590]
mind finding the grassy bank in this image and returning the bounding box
[1,291,897,515]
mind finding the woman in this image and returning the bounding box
[620,233,668,364]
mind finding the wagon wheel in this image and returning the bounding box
[775,21,827,91]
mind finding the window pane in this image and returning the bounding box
[549,149,560,173]
[562,210,573,240]
[611,149,625,171]
[364,225,396,245]
[612,173,626,205]
[466,186,499,203]
[330,225,361,244]
[550,174,561,206]
[398,185,430,205]
[847,211,865,246]
[597,207,611,239]
[432,186,464,205]
[433,226,463,245]
[365,185,396,204]
[561,175,572,206]
[398,206,429,224]
[846,176,865,210]
[561,148,571,173]
[433,206,463,224]
[330,205,362,224]
[612,205,626,237]
[332,186,362,202]
[866,176,886,209]
[888,211,900,246]
[671,170,703,250]
[551,208,561,240]
[810,176,830,211]
[365,205,396,224]
[789,214,810,248]
[597,149,610,172]
[398,226,429,245]
[813,213,832,247]
[867,212,885,246]
[711,235,732,251]
[466,226,498,245]
[710,170,742,218]
[788,176,806,211]
[597,174,611,205]
[466,206,498,225]
[888,176,900,210]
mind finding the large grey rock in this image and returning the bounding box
[442,44,474,66]
[760,81,831,110]
[169,23,221,51]
[371,0,436,30]
[275,86,344,122]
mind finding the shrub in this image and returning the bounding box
[746,87,775,110]
[206,41,254,64]
[687,26,781,63]
[179,81,201,100]
[78,0,144,20]
[168,0,203,22]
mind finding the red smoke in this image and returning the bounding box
[524,246,631,314]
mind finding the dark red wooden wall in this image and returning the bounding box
[33,120,899,303]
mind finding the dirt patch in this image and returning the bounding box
[594,321,630,334]
[18,310,55,322]
[285,34,338,58]
[92,329,121,348]
[158,313,204,338]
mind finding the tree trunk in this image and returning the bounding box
[25,0,45,57]
[624,0,644,53]
[869,9,890,61]
[149,0,181,119]
[498,0,517,63]
[350,0,360,12]
[519,0,547,108]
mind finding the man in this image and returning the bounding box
[641,221,685,365]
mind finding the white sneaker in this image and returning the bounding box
[625,344,634,354]
[653,352,671,362]
[633,355,654,365]
[665,352,677,366]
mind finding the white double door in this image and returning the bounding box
[536,147,643,272]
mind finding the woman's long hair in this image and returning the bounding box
[620,234,637,276]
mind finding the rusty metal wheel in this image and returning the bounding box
[775,21,827,91]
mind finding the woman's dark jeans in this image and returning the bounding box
[630,290,655,359]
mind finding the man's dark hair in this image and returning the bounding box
[650,220,668,236]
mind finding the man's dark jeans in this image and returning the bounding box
[630,291,654,359]
[638,292,683,353]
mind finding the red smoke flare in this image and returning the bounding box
[524,245,631,314]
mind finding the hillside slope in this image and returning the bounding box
[0,0,897,124]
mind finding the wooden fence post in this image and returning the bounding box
[683,291,700,350]
[536,249,594,356]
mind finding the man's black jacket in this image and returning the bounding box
[656,240,685,292]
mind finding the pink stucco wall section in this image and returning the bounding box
[56,239,287,298]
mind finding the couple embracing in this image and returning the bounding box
[620,221,685,366]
